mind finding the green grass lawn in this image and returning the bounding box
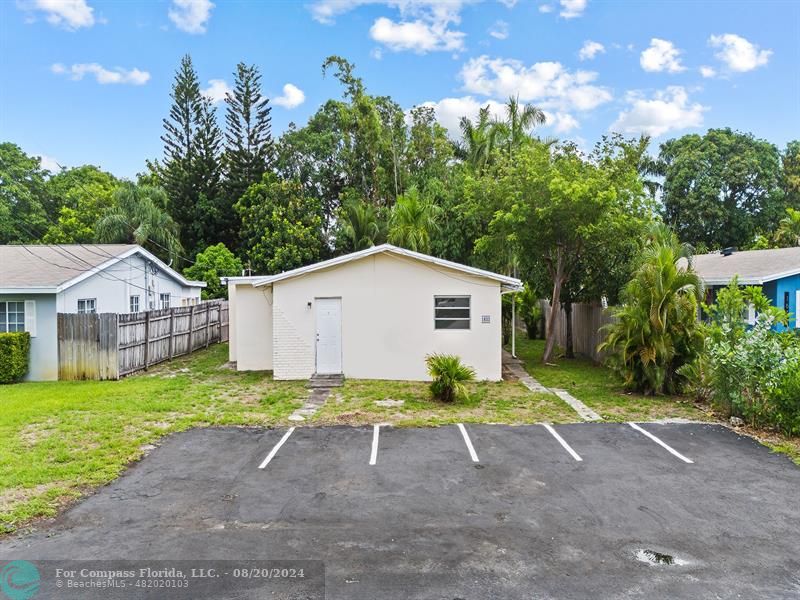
[312,378,575,427]
[0,344,307,534]
[511,337,709,422]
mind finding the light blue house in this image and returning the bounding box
[691,247,800,331]
[0,244,205,381]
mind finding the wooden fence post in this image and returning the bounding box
[205,303,211,348]
[188,305,195,354]
[144,310,151,370]
[168,309,174,360]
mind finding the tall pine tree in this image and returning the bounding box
[161,54,223,259]
[223,62,273,249]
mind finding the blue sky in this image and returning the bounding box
[1,0,798,178]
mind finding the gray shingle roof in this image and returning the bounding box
[687,247,800,285]
[0,244,138,288]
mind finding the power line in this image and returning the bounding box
[53,160,196,265]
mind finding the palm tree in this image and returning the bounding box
[388,188,440,253]
[338,198,385,252]
[497,95,546,156]
[599,229,704,395]
[96,183,183,264]
[454,106,501,172]
[774,207,800,247]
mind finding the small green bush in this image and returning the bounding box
[425,354,475,402]
[0,332,31,383]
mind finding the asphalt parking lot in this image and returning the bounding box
[1,422,798,599]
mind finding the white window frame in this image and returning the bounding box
[434,295,471,330]
[0,301,26,333]
[130,295,140,314]
[77,298,96,314]
[159,293,171,310]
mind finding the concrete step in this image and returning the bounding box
[308,374,344,388]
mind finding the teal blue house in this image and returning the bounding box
[691,247,800,331]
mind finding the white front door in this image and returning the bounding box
[315,298,342,374]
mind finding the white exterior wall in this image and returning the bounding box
[230,283,273,371]
[271,253,502,381]
[57,254,201,314]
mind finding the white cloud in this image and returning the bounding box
[460,55,612,112]
[543,110,580,133]
[417,96,579,138]
[497,0,518,7]
[416,96,506,138]
[51,62,150,85]
[310,1,469,53]
[201,79,231,104]
[371,47,384,60]
[23,0,95,30]
[559,0,587,18]
[489,20,509,40]
[578,40,604,61]
[36,153,62,172]
[273,83,306,109]
[168,0,214,34]
[370,16,464,53]
[610,86,707,137]
[709,33,771,72]
[699,65,716,78]
[640,38,685,73]
[538,4,554,13]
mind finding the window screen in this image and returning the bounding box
[77,298,96,314]
[130,295,140,313]
[434,296,470,329]
[0,301,25,333]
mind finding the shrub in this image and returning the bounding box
[425,354,475,402]
[773,369,800,437]
[0,332,31,383]
[599,235,704,395]
[519,284,543,339]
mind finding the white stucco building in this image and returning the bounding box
[225,244,522,381]
[0,244,205,380]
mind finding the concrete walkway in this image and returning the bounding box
[288,375,343,422]
[503,350,602,422]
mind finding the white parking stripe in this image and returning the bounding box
[457,423,480,462]
[628,422,694,464]
[541,423,583,461]
[258,427,296,469]
[369,424,380,465]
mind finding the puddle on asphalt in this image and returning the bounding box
[634,549,689,566]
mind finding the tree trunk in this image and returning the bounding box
[542,249,565,363]
[564,301,574,359]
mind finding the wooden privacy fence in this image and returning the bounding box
[58,301,228,380]
[540,301,618,363]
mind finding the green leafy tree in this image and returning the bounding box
[454,106,501,172]
[599,232,704,395]
[160,54,223,258]
[475,141,646,363]
[496,95,546,157]
[774,207,800,247]
[183,243,243,299]
[42,165,118,243]
[335,193,386,253]
[96,183,183,264]
[223,62,273,248]
[0,143,49,243]
[658,128,785,249]
[405,105,453,190]
[275,101,348,233]
[781,140,800,207]
[235,174,323,274]
[388,187,440,253]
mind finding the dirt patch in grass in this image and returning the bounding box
[18,420,58,448]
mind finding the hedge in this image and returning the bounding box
[0,332,30,383]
